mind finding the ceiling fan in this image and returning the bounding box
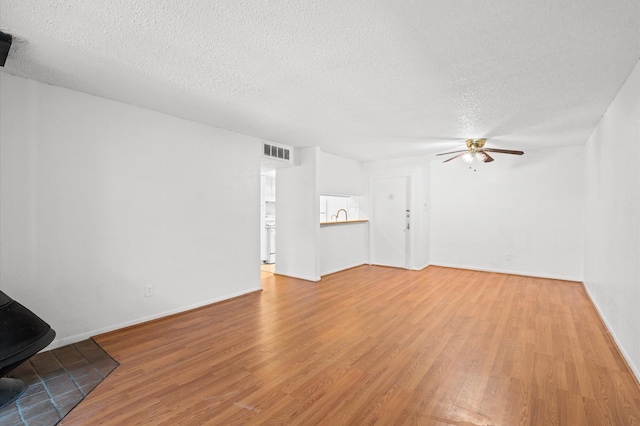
[436,138,524,164]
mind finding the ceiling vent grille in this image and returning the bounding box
[263,142,291,162]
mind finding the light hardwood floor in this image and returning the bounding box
[62,266,640,425]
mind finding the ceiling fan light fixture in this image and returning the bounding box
[476,151,487,162]
[462,152,474,163]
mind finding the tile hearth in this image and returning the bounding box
[0,339,118,426]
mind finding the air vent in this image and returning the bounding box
[263,143,291,162]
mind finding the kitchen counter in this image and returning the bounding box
[320,219,369,226]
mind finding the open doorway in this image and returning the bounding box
[260,170,276,275]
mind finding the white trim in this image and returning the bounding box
[429,262,582,282]
[44,287,263,350]
[274,270,321,282]
[320,262,367,277]
[582,282,640,383]
[412,263,431,271]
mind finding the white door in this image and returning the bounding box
[371,176,410,269]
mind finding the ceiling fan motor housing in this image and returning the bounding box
[466,138,486,151]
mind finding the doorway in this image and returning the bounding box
[260,170,276,274]
[370,176,411,269]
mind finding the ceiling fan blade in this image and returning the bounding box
[436,149,468,156]
[483,148,524,155]
[442,152,467,163]
[480,150,494,162]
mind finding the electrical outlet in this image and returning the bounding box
[506,253,512,261]
[145,284,154,297]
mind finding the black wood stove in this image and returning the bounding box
[0,291,56,408]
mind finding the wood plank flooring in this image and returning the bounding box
[61,266,640,425]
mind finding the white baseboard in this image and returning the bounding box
[412,263,431,271]
[274,270,321,282]
[429,262,582,282]
[45,286,263,350]
[581,282,640,383]
[320,262,367,277]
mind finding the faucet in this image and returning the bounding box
[335,209,348,221]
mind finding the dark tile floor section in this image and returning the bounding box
[0,339,119,426]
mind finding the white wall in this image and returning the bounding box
[318,223,369,276]
[430,145,584,281]
[584,61,640,379]
[275,146,320,281]
[0,72,262,348]
[362,158,431,270]
[317,150,368,275]
[317,150,365,195]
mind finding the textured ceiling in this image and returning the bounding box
[1,0,638,161]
